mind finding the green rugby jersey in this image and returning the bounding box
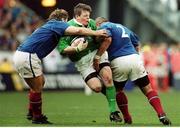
[57,19,99,62]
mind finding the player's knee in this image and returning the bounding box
[34,86,44,93]
[114,80,127,92]
[31,84,44,93]
[134,75,154,95]
[25,82,43,93]
[141,84,153,95]
[31,86,43,93]
[102,76,113,86]
[92,86,102,93]
[42,80,45,87]
[99,67,113,86]
[134,75,150,88]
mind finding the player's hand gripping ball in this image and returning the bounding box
[71,37,88,52]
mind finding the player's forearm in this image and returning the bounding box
[65,26,96,36]
[65,26,107,37]
[95,37,112,57]
[76,27,97,36]
[63,46,77,55]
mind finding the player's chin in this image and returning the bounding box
[84,22,89,26]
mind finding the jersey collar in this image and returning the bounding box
[73,18,84,27]
[101,22,108,27]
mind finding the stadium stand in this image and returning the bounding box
[126,0,180,42]
[0,0,43,51]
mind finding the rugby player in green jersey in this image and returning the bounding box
[57,3,122,122]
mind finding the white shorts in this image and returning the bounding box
[111,54,147,82]
[75,50,109,80]
[13,51,43,78]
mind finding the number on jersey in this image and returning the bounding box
[116,25,129,38]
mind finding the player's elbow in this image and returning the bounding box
[93,87,102,93]
[102,37,112,46]
[104,37,112,43]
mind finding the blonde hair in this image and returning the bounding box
[95,17,108,25]
[48,9,69,21]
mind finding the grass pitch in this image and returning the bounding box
[0,89,179,126]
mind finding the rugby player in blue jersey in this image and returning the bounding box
[12,9,107,124]
[93,17,171,125]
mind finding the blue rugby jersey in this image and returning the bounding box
[17,19,69,59]
[99,22,140,61]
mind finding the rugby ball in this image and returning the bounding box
[71,37,86,47]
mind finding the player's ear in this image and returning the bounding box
[62,18,68,22]
[95,22,100,28]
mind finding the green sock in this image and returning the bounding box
[106,86,116,113]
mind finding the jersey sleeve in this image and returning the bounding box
[52,21,69,36]
[89,19,97,30]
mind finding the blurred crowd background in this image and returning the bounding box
[0,0,43,51]
[0,0,180,92]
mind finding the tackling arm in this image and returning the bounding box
[64,26,108,37]
[95,37,112,58]
[93,37,112,71]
